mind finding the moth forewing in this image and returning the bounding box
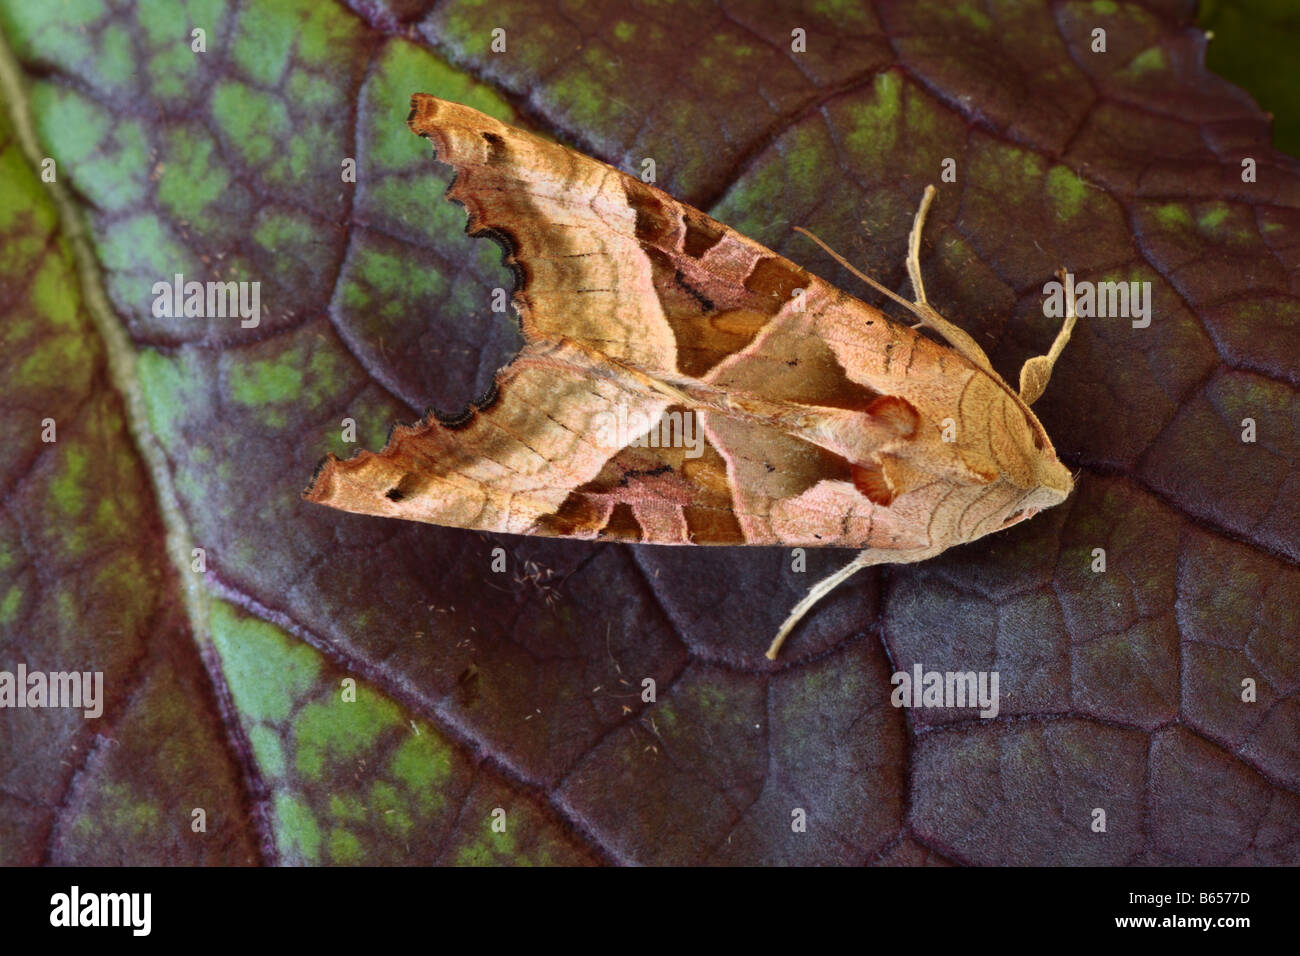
[303,95,1078,660]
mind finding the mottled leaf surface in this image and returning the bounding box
[0,0,1297,865]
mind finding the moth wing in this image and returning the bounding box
[305,95,957,547]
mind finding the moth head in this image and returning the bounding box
[1009,402,1074,518]
[985,461,1071,538]
[938,381,1070,540]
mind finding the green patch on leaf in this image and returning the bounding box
[953,2,993,31]
[843,71,903,160]
[967,139,1047,221]
[27,82,151,211]
[211,81,291,169]
[711,119,830,244]
[209,600,322,724]
[99,212,197,284]
[28,82,108,167]
[328,793,367,823]
[251,207,318,256]
[1154,202,1193,228]
[1046,165,1088,220]
[811,0,871,22]
[0,135,56,236]
[157,125,232,223]
[1197,202,1231,231]
[389,731,454,814]
[0,584,23,627]
[547,61,631,143]
[273,791,323,864]
[229,355,304,406]
[327,826,364,864]
[91,21,137,93]
[68,782,160,847]
[137,348,207,449]
[1127,46,1168,74]
[340,242,450,319]
[0,0,100,65]
[230,0,295,85]
[48,444,89,518]
[455,818,527,866]
[292,687,402,781]
[248,724,288,778]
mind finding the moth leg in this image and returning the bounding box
[766,546,941,660]
[1017,266,1078,405]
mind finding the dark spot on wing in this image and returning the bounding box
[385,472,424,502]
[625,178,675,245]
[682,212,724,258]
[615,464,674,488]
[602,503,644,541]
[622,180,801,377]
[673,268,714,312]
[481,130,507,163]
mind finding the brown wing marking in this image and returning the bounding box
[534,407,745,544]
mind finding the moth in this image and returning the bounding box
[305,94,1078,659]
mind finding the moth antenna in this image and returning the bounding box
[906,184,938,307]
[1045,264,1079,367]
[797,191,998,377]
[792,226,928,323]
[1017,265,1079,405]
